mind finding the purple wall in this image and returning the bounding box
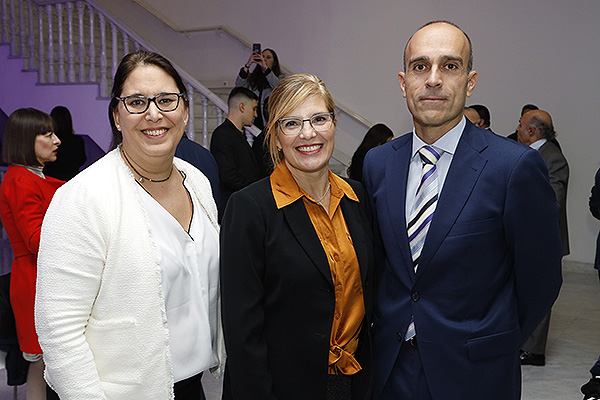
[0,44,112,152]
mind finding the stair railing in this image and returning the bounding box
[0,0,227,146]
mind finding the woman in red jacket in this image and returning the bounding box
[0,108,62,400]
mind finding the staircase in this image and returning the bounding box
[0,0,362,174]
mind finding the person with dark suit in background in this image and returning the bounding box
[43,106,86,181]
[516,109,569,366]
[175,133,220,204]
[362,20,562,400]
[210,87,260,219]
[220,74,374,400]
[581,167,600,400]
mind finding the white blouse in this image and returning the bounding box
[137,178,220,382]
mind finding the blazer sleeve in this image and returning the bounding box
[220,188,278,400]
[2,174,47,254]
[503,149,563,342]
[35,183,109,400]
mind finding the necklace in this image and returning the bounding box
[121,147,173,183]
[315,182,331,207]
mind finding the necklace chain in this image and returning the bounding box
[315,182,331,207]
[121,147,173,183]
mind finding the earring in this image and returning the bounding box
[116,125,121,130]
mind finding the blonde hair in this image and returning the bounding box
[265,73,335,167]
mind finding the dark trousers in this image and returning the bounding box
[378,341,433,400]
[174,373,206,400]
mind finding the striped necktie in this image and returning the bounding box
[405,145,442,341]
[408,145,442,271]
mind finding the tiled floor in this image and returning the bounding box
[1,261,598,400]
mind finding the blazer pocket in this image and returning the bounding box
[85,317,142,384]
[466,327,520,362]
[447,216,501,237]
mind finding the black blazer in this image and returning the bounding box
[210,119,260,215]
[220,176,374,400]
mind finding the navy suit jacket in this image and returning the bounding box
[363,121,563,400]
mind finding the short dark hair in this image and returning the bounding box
[109,50,189,150]
[521,104,539,116]
[3,108,56,166]
[469,104,490,128]
[404,20,473,72]
[228,86,258,108]
[50,106,74,139]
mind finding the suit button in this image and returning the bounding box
[396,332,404,341]
[411,291,420,302]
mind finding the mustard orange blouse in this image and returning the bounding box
[271,162,365,375]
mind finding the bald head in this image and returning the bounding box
[517,109,555,145]
[403,21,473,72]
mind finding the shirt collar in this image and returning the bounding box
[270,162,359,210]
[529,138,547,151]
[411,116,466,159]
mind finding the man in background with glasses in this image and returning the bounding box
[210,87,261,219]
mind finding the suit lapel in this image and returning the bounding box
[281,200,333,285]
[415,124,488,280]
[341,196,368,283]
[386,135,415,277]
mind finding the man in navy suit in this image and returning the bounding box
[363,20,563,399]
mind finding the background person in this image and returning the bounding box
[0,108,63,400]
[210,87,261,218]
[220,73,374,400]
[35,50,224,400]
[235,47,284,131]
[347,123,394,182]
[42,106,86,181]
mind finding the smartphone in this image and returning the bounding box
[252,43,261,54]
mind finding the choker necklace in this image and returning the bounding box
[121,148,173,183]
[315,182,331,207]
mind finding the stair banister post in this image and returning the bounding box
[57,3,65,83]
[46,4,54,83]
[88,4,96,82]
[67,1,75,82]
[77,1,85,82]
[187,83,195,141]
[37,3,44,82]
[201,95,208,148]
[121,29,128,55]
[18,0,24,57]
[27,0,34,69]
[110,21,117,83]
[1,0,9,43]
[99,12,108,96]
[9,0,16,55]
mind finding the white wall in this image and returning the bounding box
[98,0,600,264]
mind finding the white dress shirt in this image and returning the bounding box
[405,117,466,223]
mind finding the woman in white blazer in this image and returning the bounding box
[35,50,224,400]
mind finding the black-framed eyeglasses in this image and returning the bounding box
[277,112,335,136]
[116,93,184,114]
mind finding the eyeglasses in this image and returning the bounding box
[116,93,184,114]
[277,112,334,136]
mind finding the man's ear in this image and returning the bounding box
[398,71,407,98]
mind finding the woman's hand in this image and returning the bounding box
[245,51,267,71]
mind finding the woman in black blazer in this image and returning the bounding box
[220,74,374,400]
